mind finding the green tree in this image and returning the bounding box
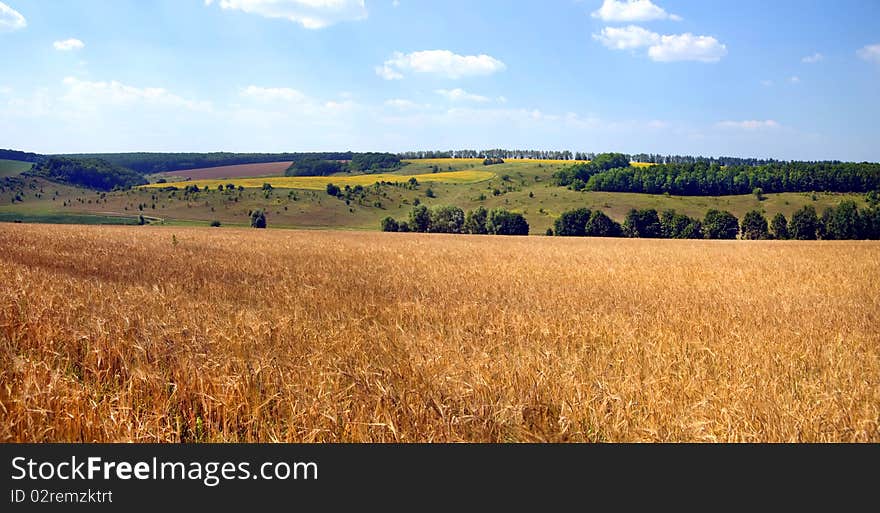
[554,208,591,236]
[623,209,662,238]
[380,216,399,232]
[753,187,765,201]
[770,213,789,240]
[429,205,465,233]
[250,209,267,229]
[823,200,862,239]
[487,208,529,235]
[464,206,489,234]
[789,205,819,240]
[326,183,340,196]
[408,205,431,232]
[584,210,622,237]
[703,209,739,239]
[740,210,769,240]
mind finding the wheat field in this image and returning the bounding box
[1,223,878,442]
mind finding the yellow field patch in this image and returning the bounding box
[142,170,495,190]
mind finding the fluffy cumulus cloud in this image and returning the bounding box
[594,25,659,50]
[591,0,681,22]
[801,52,823,64]
[716,120,779,130]
[435,88,489,103]
[53,38,85,51]
[595,26,726,62]
[857,44,880,64]
[240,85,307,102]
[204,0,367,29]
[0,1,26,31]
[61,77,212,112]
[376,50,506,80]
[648,33,727,62]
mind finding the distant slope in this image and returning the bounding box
[161,161,293,180]
[66,152,354,175]
[28,157,147,191]
[0,159,33,177]
[142,170,495,190]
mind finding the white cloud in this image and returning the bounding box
[392,0,400,6]
[857,44,880,64]
[240,85,307,102]
[716,120,779,130]
[384,98,420,110]
[595,26,726,62]
[648,33,727,62]
[53,38,85,51]
[61,77,212,112]
[591,0,681,22]
[790,76,800,83]
[594,25,659,50]
[760,79,773,87]
[801,52,823,64]
[0,1,26,31]
[204,0,366,29]
[376,50,506,80]
[435,88,490,103]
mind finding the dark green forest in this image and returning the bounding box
[28,157,148,191]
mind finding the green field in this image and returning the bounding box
[0,159,32,178]
[0,158,870,233]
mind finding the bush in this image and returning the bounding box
[703,209,739,239]
[250,209,267,229]
[210,220,221,227]
[380,216,399,232]
[425,187,436,198]
[753,187,765,201]
[326,183,340,197]
[740,210,769,240]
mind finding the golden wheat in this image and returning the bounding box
[1,223,878,442]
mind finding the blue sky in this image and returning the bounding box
[0,0,878,160]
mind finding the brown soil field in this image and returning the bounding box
[1,223,878,442]
[161,161,293,180]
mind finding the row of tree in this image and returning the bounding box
[27,157,148,191]
[551,201,880,240]
[381,205,529,235]
[398,149,578,160]
[285,153,400,177]
[572,161,880,195]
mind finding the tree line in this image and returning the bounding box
[381,205,529,235]
[27,157,147,191]
[554,157,880,195]
[0,149,44,163]
[398,149,579,160]
[551,198,880,240]
[285,153,401,177]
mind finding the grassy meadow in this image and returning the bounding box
[0,159,32,177]
[1,158,869,232]
[0,223,878,442]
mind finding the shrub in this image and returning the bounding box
[210,220,221,227]
[250,209,267,229]
[380,217,399,232]
[326,183,340,197]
